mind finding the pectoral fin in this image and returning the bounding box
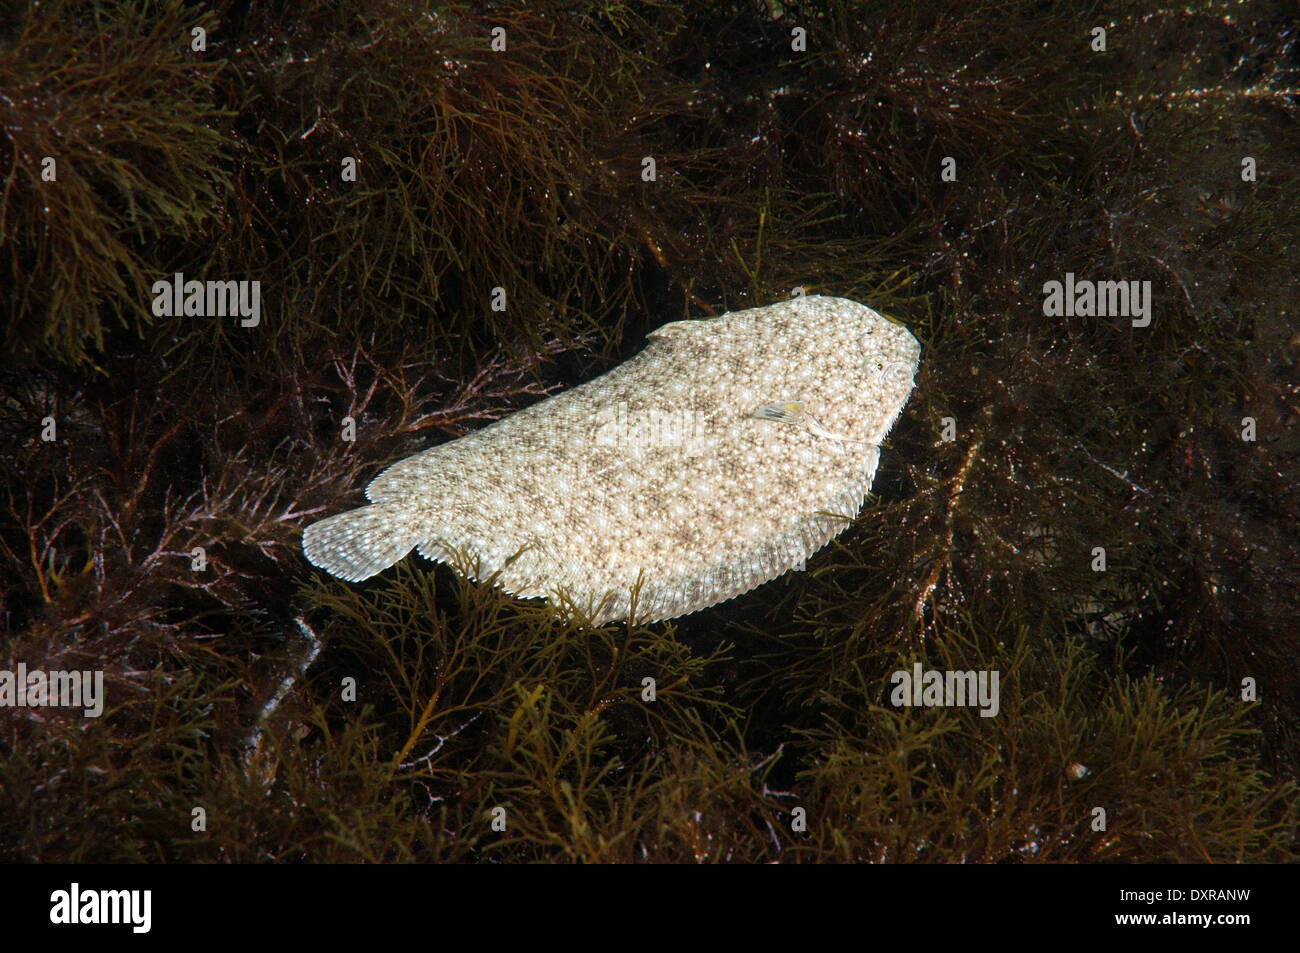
[751,400,867,446]
[751,401,807,424]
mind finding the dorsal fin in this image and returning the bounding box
[647,319,711,341]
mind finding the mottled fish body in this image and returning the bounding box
[303,295,920,623]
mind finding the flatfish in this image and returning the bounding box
[303,295,920,623]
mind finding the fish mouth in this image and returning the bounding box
[876,360,918,388]
[859,331,921,387]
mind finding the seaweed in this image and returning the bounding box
[1,0,1296,862]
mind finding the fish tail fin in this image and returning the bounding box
[302,501,421,582]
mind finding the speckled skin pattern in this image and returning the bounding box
[302,295,920,623]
